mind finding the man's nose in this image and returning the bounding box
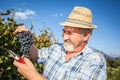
[62,33,70,40]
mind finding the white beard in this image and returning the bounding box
[64,42,74,52]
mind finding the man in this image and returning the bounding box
[13,6,107,80]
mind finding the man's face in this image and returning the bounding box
[62,26,85,52]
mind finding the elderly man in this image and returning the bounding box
[13,6,107,80]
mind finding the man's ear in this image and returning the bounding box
[83,32,91,42]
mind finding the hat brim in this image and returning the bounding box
[60,21,97,29]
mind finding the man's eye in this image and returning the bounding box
[63,29,73,35]
[67,31,71,35]
[62,29,65,33]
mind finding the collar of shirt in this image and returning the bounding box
[65,45,92,59]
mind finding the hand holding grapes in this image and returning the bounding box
[14,25,34,54]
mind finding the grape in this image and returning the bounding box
[16,31,34,54]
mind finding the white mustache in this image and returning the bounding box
[64,40,73,45]
[64,40,74,51]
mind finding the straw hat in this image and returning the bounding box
[60,6,97,29]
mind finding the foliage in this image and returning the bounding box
[0,9,24,80]
[34,27,58,48]
[107,58,120,80]
[0,9,57,80]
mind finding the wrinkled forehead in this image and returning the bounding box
[64,26,82,32]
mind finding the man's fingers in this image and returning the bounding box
[14,25,29,34]
[13,60,21,67]
[23,58,33,65]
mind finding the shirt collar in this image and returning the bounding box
[61,43,92,57]
[75,45,92,57]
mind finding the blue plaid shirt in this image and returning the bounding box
[37,43,107,80]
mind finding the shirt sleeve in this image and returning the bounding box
[36,44,62,64]
[37,47,50,63]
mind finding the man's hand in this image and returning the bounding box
[13,57,48,80]
[14,25,29,34]
[13,57,37,79]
